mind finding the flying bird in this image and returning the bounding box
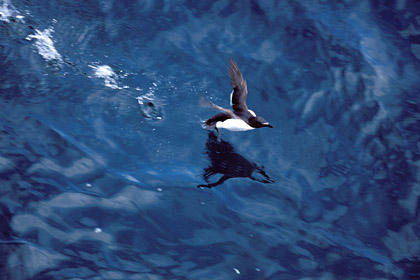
[201,59,272,141]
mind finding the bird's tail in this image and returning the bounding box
[201,121,211,130]
[200,95,217,130]
[201,119,216,130]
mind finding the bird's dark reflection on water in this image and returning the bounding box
[198,132,273,188]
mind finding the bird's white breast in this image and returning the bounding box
[216,119,255,131]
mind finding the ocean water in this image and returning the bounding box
[1,0,420,279]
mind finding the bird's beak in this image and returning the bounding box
[262,122,273,128]
[267,124,273,128]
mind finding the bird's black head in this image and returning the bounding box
[249,116,273,128]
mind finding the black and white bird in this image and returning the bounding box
[201,59,273,141]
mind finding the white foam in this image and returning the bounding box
[0,0,24,23]
[89,65,121,89]
[136,92,156,105]
[26,28,63,63]
[0,0,12,22]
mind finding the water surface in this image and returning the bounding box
[1,0,420,279]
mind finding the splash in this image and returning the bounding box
[136,91,163,120]
[26,27,63,65]
[0,0,12,22]
[89,64,123,89]
[0,0,24,23]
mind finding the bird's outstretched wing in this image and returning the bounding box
[228,59,248,112]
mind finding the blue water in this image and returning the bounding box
[1,0,420,279]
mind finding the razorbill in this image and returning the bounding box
[201,58,273,140]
